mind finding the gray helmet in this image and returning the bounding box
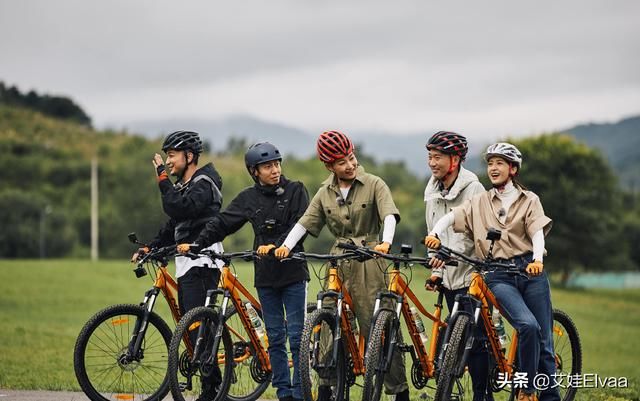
[162,130,203,154]
[244,142,282,176]
[485,142,523,168]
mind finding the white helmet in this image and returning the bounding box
[485,142,523,168]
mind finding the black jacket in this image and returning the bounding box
[195,176,310,288]
[151,163,223,247]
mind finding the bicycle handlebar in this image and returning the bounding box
[336,242,432,267]
[434,245,526,276]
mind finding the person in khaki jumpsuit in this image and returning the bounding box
[275,130,409,401]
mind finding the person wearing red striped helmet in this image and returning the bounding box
[272,130,410,401]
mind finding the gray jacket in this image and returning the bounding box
[424,167,485,290]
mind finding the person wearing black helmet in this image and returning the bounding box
[178,142,310,401]
[423,131,492,401]
[132,130,225,401]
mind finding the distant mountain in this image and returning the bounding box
[126,113,640,187]
[562,115,640,189]
[125,115,317,158]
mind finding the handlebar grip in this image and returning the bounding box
[336,242,357,250]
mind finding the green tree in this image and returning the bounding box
[502,134,632,282]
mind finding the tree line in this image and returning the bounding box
[0,104,638,283]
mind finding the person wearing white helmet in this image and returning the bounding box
[425,142,558,401]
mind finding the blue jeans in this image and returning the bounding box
[485,256,560,401]
[257,281,308,399]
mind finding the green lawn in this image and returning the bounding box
[0,259,638,400]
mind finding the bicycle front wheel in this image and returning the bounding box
[300,308,346,401]
[73,304,172,401]
[362,309,397,401]
[168,306,234,401]
[434,314,472,401]
[553,309,582,401]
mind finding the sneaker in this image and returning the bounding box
[395,389,410,401]
[196,382,218,401]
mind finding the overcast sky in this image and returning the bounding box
[1,1,639,140]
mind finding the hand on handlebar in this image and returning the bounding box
[429,255,446,269]
[257,244,276,256]
[130,247,149,263]
[275,245,290,259]
[177,243,201,255]
[424,234,441,249]
[526,260,544,276]
[425,274,443,291]
[373,242,391,254]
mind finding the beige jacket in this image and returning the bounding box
[425,167,485,290]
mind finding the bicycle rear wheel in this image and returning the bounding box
[224,304,271,401]
[300,308,346,401]
[73,304,172,401]
[552,309,582,401]
[168,306,234,401]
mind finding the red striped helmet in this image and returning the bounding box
[316,130,355,163]
[426,131,468,160]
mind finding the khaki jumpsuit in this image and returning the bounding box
[298,166,408,394]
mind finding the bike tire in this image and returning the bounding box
[73,303,172,401]
[299,308,346,401]
[224,304,272,401]
[433,314,472,401]
[168,306,234,401]
[362,309,396,401]
[552,309,582,401]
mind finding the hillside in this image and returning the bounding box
[564,115,640,188]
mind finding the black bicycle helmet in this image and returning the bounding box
[426,131,469,160]
[244,142,282,176]
[162,130,203,154]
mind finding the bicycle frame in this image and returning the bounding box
[127,261,194,360]
[372,263,446,379]
[449,271,517,377]
[204,263,272,372]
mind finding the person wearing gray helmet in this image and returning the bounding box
[179,142,310,401]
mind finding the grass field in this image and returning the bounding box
[0,259,638,400]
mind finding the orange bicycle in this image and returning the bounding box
[290,248,369,401]
[167,250,315,401]
[74,235,270,401]
[73,234,183,401]
[432,229,582,401]
[336,243,465,401]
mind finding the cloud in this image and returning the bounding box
[1,0,639,140]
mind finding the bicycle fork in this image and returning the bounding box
[371,291,404,373]
[124,287,161,363]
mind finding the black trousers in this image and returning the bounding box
[444,287,494,401]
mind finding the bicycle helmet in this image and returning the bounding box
[162,130,203,154]
[485,142,522,168]
[426,131,469,160]
[245,142,282,176]
[316,130,355,163]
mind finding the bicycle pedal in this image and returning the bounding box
[179,382,192,392]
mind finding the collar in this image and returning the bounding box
[254,175,289,196]
[490,180,522,201]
